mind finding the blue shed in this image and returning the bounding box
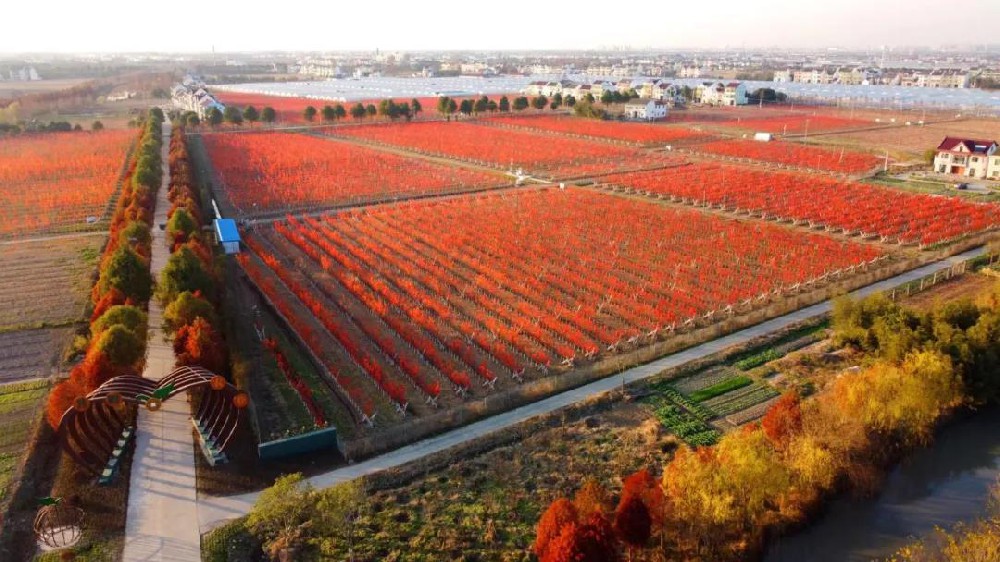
[213,219,241,255]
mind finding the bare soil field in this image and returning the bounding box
[0,328,73,383]
[0,235,102,330]
[800,118,1000,160]
[0,78,92,100]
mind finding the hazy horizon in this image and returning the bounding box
[6,0,999,54]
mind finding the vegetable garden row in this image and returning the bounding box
[601,163,998,246]
[236,187,884,424]
[326,121,677,179]
[0,129,135,237]
[201,132,508,216]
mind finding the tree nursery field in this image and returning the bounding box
[600,163,997,246]
[327,121,678,179]
[234,186,884,430]
[0,130,134,237]
[200,132,509,216]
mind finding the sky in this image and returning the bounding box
[3,0,998,53]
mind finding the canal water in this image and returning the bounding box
[764,409,1000,562]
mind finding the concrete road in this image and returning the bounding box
[123,121,203,562]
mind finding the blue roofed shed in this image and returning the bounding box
[213,219,241,254]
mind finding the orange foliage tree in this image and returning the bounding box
[761,391,803,448]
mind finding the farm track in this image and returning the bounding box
[198,245,989,532]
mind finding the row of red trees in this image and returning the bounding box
[47,109,165,428]
[160,125,227,375]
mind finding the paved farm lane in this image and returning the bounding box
[197,246,985,532]
[123,120,202,562]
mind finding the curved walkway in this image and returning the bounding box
[197,246,985,532]
[123,121,202,562]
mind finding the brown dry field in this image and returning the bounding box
[800,118,1000,160]
[0,78,91,100]
[0,235,102,330]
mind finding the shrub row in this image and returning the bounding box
[47,108,165,429]
[159,125,228,375]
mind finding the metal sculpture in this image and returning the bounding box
[54,366,249,475]
[34,497,84,550]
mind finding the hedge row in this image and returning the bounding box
[159,125,228,375]
[46,109,165,429]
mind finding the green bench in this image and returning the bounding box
[191,419,228,466]
[98,426,134,485]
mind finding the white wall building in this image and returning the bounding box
[695,82,748,106]
[623,99,668,121]
[933,137,999,179]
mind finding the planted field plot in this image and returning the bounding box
[0,379,48,501]
[693,139,882,174]
[0,329,72,383]
[0,130,133,237]
[329,121,674,179]
[483,115,710,145]
[602,163,998,246]
[715,115,870,135]
[0,236,101,330]
[240,187,882,425]
[201,132,507,216]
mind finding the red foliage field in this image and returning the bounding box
[715,115,870,135]
[201,132,507,215]
[602,163,998,245]
[0,130,134,236]
[239,188,882,418]
[693,140,882,173]
[484,115,710,145]
[330,121,674,179]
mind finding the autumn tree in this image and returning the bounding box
[47,378,86,429]
[92,305,147,339]
[166,207,198,246]
[534,498,578,560]
[761,391,803,449]
[613,495,651,550]
[174,316,227,374]
[573,478,610,520]
[545,513,620,562]
[163,291,217,335]
[97,246,153,304]
[158,246,214,304]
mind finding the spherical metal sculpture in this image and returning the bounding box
[34,499,83,550]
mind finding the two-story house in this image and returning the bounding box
[933,137,999,178]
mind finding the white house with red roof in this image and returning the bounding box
[933,137,1000,179]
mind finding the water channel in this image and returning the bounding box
[765,408,1000,562]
